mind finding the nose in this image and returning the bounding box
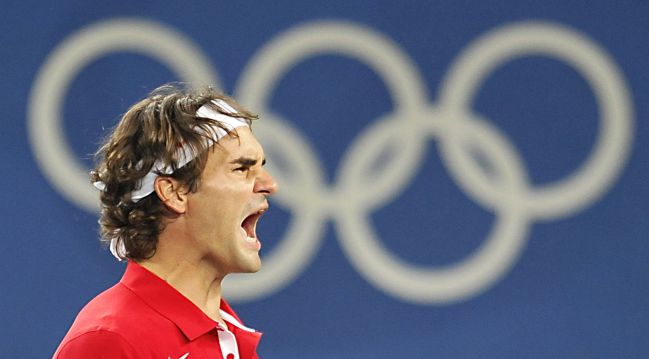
[254,169,278,196]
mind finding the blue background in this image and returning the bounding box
[1,1,648,358]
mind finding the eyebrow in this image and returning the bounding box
[230,156,266,167]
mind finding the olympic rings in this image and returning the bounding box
[29,19,633,304]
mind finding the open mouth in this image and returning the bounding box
[240,209,266,244]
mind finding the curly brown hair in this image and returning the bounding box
[90,83,258,261]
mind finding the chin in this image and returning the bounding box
[237,258,262,274]
[248,261,262,273]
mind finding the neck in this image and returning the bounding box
[138,254,225,324]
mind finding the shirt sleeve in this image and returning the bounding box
[54,330,140,359]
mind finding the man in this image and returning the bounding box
[53,84,278,359]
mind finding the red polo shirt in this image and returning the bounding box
[53,261,262,359]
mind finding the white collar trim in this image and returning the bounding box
[220,309,256,333]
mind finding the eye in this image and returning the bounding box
[234,166,249,172]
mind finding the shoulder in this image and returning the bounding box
[53,284,144,358]
[53,330,139,358]
[68,282,147,330]
[73,281,165,327]
[55,281,181,357]
[55,282,161,350]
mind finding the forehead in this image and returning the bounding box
[210,126,264,162]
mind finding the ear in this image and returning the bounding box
[154,176,187,214]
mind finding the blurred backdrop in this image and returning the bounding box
[1,1,648,358]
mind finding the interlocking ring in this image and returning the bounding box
[29,19,633,304]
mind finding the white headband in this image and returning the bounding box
[93,99,250,259]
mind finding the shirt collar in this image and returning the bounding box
[119,261,235,341]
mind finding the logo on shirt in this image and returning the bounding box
[168,353,189,359]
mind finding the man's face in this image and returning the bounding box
[185,126,277,275]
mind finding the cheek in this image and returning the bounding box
[204,188,247,218]
[193,179,254,219]
[219,180,255,201]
